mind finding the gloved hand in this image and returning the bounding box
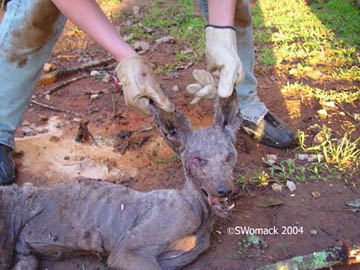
[115,56,174,116]
[186,69,218,104]
[205,26,245,98]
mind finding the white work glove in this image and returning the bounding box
[205,26,245,98]
[115,56,174,116]
[186,69,218,104]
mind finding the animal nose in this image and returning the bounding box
[216,185,233,197]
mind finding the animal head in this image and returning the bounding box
[150,91,242,217]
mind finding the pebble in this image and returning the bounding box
[90,93,100,101]
[286,180,296,192]
[271,183,283,192]
[23,120,31,126]
[45,94,51,101]
[317,109,328,117]
[172,85,179,92]
[323,101,335,108]
[43,63,56,73]
[310,230,318,235]
[311,191,321,198]
[90,70,100,77]
[297,153,308,160]
[38,128,49,134]
[72,118,82,123]
[307,154,324,162]
[266,154,277,165]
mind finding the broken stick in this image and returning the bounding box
[31,100,80,116]
[37,57,114,86]
[256,243,360,270]
[39,74,87,98]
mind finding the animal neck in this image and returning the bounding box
[182,175,211,218]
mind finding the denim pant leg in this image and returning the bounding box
[0,0,66,149]
[197,0,268,123]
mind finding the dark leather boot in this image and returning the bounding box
[0,144,16,185]
[242,112,295,148]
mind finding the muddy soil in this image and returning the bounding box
[5,0,360,269]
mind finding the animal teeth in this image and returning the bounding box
[228,203,235,210]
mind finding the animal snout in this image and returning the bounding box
[216,185,233,197]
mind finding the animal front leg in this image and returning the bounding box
[11,254,38,270]
[107,247,162,270]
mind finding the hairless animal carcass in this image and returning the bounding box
[0,92,242,270]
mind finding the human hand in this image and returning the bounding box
[205,26,245,98]
[115,56,174,116]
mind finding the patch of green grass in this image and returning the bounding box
[253,0,359,76]
[282,82,360,104]
[117,0,205,74]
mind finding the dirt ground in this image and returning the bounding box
[6,0,360,269]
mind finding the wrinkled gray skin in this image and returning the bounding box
[0,92,241,270]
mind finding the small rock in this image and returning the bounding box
[346,198,360,208]
[38,128,49,134]
[311,191,321,198]
[314,132,326,144]
[297,153,308,160]
[307,154,324,162]
[90,70,100,77]
[339,112,345,116]
[72,118,82,123]
[323,101,335,108]
[172,85,179,92]
[23,120,31,126]
[64,156,70,161]
[43,63,56,73]
[310,230,318,235]
[271,183,283,192]
[286,180,296,192]
[266,154,277,165]
[317,109,328,117]
[45,94,51,101]
[90,94,100,101]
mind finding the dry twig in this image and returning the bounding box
[39,74,87,98]
[31,100,80,116]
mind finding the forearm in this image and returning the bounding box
[208,0,236,26]
[51,0,137,62]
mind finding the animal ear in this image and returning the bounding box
[213,90,242,141]
[149,104,192,156]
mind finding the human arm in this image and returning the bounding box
[50,0,174,115]
[205,0,245,98]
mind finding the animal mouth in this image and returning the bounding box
[201,189,234,217]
